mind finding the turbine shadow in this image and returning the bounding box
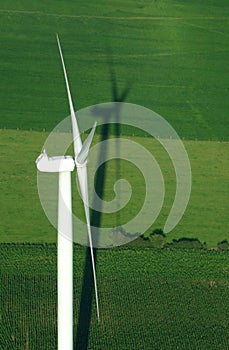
[75,49,132,350]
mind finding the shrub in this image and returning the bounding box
[149,234,166,248]
[150,228,166,237]
[217,240,229,251]
[164,237,203,250]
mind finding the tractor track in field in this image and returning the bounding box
[183,21,229,37]
[0,9,228,21]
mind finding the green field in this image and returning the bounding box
[0,0,228,246]
[0,1,228,139]
[0,1,229,349]
[0,128,228,247]
[1,244,229,350]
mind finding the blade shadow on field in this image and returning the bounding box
[75,50,133,349]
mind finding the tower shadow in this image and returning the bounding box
[75,50,132,349]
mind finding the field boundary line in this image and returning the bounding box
[143,83,188,89]
[0,9,228,21]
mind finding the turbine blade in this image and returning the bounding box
[77,166,100,322]
[77,122,97,164]
[57,35,99,321]
[56,34,82,157]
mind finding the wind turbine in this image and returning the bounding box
[36,35,99,350]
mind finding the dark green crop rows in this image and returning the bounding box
[1,244,229,349]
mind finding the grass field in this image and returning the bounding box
[0,0,228,246]
[0,1,228,140]
[0,1,228,246]
[0,128,228,247]
[1,244,229,349]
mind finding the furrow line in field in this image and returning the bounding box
[0,9,228,21]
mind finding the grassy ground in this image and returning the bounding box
[0,1,228,140]
[0,128,228,247]
[0,1,228,246]
[1,244,229,349]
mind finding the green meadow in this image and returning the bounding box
[0,129,228,247]
[0,1,228,139]
[0,0,228,246]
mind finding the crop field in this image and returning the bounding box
[0,1,229,349]
[1,244,229,350]
[0,0,228,247]
[0,1,228,140]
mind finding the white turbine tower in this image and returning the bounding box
[36,151,75,349]
[36,35,99,350]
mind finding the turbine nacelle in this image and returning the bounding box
[36,150,75,173]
